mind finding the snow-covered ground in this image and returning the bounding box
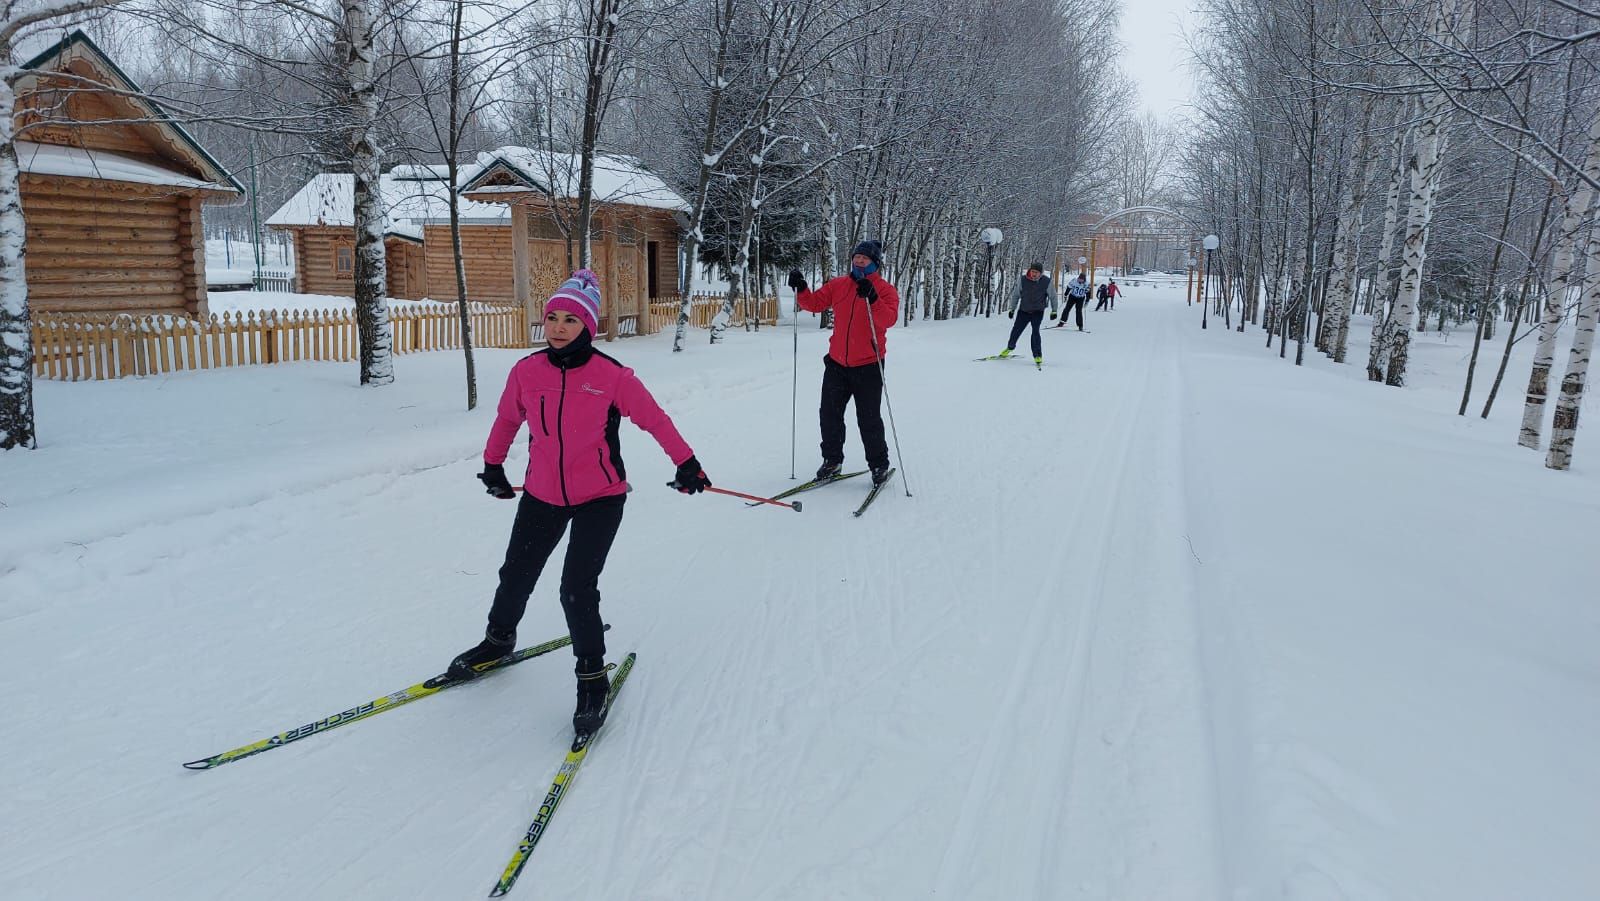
[2,287,1595,900]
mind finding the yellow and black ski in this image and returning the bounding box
[182,627,601,770]
[489,652,637,897]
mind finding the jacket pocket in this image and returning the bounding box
[596,448,615,485]
[539,396,549,436]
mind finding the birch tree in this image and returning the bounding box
[1518,112,1600,447]
[1,0,136,451]
[1545,222,1600,469]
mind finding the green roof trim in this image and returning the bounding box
[458,156,549,195]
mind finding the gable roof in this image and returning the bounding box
[17,31,243,196]
[460,147,689,212]
[265,172,510,233]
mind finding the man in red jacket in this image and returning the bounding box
[788,239,899,487]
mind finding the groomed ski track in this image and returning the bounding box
[4,290,1596,899]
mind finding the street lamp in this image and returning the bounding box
[980,228,1003,317]
[1200,234,1219,330]
[1185,255,1197,306]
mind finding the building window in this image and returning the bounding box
[335,244,354,276]
[647,241,660,297]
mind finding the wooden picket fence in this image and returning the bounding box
[31,293,778,382]
[645,294,779,333]
[31,302,528,382]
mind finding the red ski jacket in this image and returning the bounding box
[796,273,899,367]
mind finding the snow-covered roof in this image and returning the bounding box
[16,140,236,191]
[461,147,689,212]
[15,140,230,190]
[17,31,243,198]
[388,164,451,182]
[265,172,510,233]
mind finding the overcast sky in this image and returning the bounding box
[1118,0,1196,121]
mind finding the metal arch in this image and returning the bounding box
[1088,206,1200,232]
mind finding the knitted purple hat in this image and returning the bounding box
[547,269,601,336]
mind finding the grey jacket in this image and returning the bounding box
[1009,274,1057,314]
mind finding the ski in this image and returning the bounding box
[488,652,638,898]
[852,468,896,517]
[974,354,1023,361]
[747,470,866,506]
[182,626,603,770]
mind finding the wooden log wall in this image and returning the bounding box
[423,224,514,302]
[285,226,353,297]
[22,177,188,315]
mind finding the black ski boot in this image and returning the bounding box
[870,465,892,487]
[447,627,516,681]
[573,657,612,738]
[815,461,843,482]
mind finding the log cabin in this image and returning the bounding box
[459,147,688,339]
[14,31,244,319]
[264,165,506,302]
[269,151,688,339]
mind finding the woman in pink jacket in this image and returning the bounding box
[449,269,711,739]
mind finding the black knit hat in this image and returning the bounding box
[851,240,884,268]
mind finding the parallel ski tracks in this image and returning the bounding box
[930,324,1166,897]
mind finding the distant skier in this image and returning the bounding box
[452,269,712,739]
[1054,272,1089,330]
[788,239,899,488]
[994,262,1056,364]
[1099,278,1121,310]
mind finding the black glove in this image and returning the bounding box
[787,269,808,293]
[478,463,516,499]
[854,276,877,302]
[1049,311,1058,319]
[671,455,711,494]
[1007,309,1014,319]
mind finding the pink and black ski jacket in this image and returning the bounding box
[484,349,694,507]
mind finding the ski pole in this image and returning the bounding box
[668,482,803,512]
[791,287,799,481]
[860,284,912,497]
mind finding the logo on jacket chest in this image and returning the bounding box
[579,382,606,396]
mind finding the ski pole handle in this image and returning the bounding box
[672,482,802,512]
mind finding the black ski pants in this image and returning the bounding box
[820,355,889,471]
[1062,295,1086,329]
[486,491,625,660]
[1094,294,1109,311]
[1006,309,1044,358]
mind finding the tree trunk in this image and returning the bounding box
[447,0,475,409]
[1519,113,1600,447]
[1483,178,1561,419]
[1367,108,1413,381]
[345,0,393,386]
[0,39,36,450]
[672,0,735,352]
[1545,225,1600,470]
[1326,97,1380,362]
[1383,81,1453,387]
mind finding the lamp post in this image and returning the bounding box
[1200,234,1219,330]
[980,228,1003,317]
[1185,255,1198,306]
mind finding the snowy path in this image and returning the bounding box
[3,289,1596,899]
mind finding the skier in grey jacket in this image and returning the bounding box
[995,263,1057,362]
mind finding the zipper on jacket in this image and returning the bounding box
[539,396,548,435]
[596,448,614,485]
[556,369,570,505]
[844,289,854,363]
